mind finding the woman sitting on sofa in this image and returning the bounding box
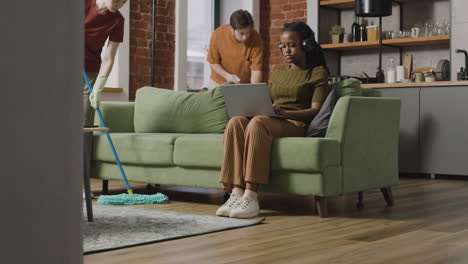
[216,21,329,218]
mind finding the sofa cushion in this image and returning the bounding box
[173,134,341,172]
[93,133,181,166]
[134,87,229,133]
[173,134,224,168]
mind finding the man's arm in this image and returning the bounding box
[207,29,241,84]
[99,40,120,77]
[250,33,264,84]
[210,64,240,84]
[250,70,262,83]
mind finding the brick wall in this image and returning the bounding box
[129,0,175,100]
[260,0,307,78]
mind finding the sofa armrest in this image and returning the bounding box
[326,96,401,193]
[93,102,135,132]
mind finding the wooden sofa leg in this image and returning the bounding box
[356,191,364,209]
[102,180,109,195]
[314,196,328,218]
[146,184,161,193]
[381,187,394,207]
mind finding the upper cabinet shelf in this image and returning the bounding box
[384,35,450,47]
[320,0,413,9]
[321,35,450,51]
[322,40,380,51]
[320,0,355,9]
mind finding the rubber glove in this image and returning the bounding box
[89,76,107,109]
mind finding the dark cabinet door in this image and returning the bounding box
[420,87,468,175]
[379,88,420,173]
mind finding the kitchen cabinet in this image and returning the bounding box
[379,88,420,173]
[420,86,468,175]
[369,83,468,176]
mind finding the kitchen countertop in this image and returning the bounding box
[362,81,468,89]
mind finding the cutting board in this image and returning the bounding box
[403,53,413,78]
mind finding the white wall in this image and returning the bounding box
[0,1,82,263]
[175,0,188,91]
[220,0,260,32]
[307,0,320,41]
[451,0,468,80]
[101,2,130,101]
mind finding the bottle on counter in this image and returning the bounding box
[351,16,360,42]
[396,65,406,82]
[359,18,367,42]
[376,67,385,83]
[386,58,396,83]
[458,67,466,81]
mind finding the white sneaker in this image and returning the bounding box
[229,196,260,219]
[216,193,243,217]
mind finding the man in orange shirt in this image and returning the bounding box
[207,10,263,88]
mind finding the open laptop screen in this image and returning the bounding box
[220,83,276,118]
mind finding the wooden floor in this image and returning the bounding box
[84,176,468,264]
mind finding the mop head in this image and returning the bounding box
[97,193,169,205]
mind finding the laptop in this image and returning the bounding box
[219,83,287,119]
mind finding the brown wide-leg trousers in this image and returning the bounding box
[219,116,305,189]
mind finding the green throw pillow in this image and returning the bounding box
[306,78,362,137]
[334,78,362,97]
[134,87,229,133]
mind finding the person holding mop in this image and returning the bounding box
[83,0,168,205]
[84,0,127,115]
[83,0,127,197]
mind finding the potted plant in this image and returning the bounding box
[330,25,345,44]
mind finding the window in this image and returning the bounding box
[186,0,215,90]
[175,0,259,91]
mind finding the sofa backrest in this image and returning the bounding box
[361,87,382,97]
[94,102,135,132]
[134,87,229,133]
[333,78,382,98]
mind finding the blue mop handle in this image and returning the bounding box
[83,72,133,194]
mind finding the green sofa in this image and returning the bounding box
[91,87,400,217]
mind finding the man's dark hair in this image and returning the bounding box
[230,10,254,30]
